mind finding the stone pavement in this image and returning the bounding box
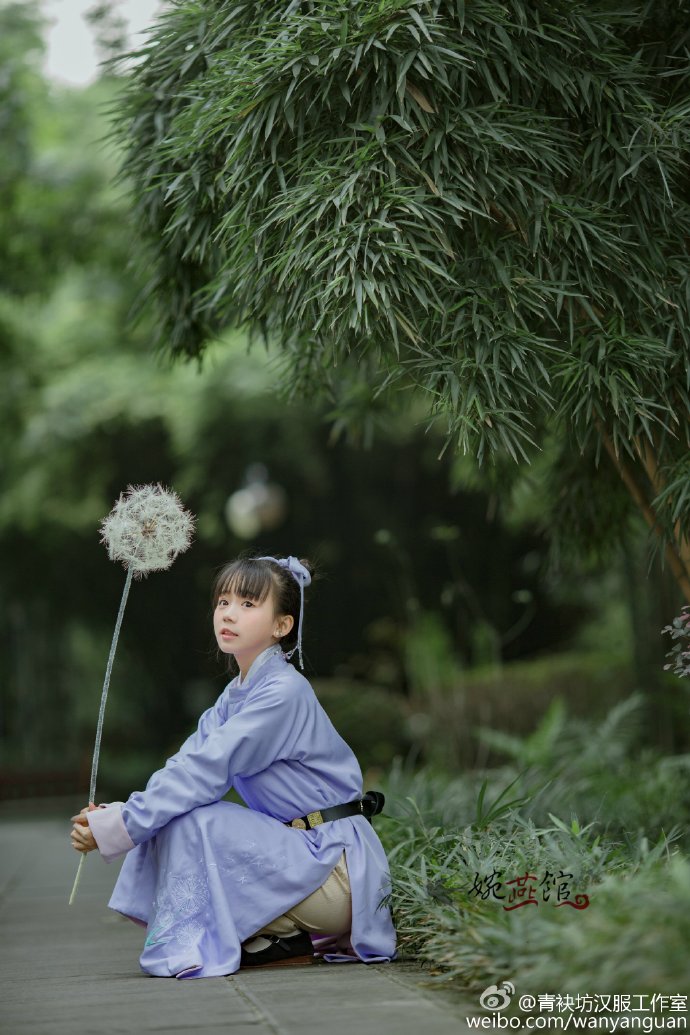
[0,807,475,1035]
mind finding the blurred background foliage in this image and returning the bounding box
[0,1,688,804]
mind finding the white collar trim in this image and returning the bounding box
[238,644,282,687]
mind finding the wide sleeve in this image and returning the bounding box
[87,690,233,862]
[87,802,134,863]
[119,674,310,849]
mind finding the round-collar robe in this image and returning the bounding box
[88,648,396,977]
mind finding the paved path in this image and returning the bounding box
[0,810,474,1035]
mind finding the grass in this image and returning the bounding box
[379,695,690,996]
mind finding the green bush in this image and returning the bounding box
[380,696,690,995]
[404,614,650,770]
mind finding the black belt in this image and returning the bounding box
[285,790,385,830]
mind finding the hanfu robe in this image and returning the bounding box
[87,646,396,978]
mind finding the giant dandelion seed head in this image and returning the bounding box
[100,484,195,577]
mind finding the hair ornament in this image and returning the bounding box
[259,555,311,668]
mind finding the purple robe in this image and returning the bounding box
[87,647,396,978]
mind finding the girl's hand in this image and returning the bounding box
[70,802,98,854]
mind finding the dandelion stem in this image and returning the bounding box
[69,565,134,905]
[69,854,85,907]
[89,564,134,804]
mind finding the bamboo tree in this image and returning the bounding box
[112,0,690,595]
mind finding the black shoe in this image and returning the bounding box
[240,930,314,968]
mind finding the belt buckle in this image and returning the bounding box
[290,811,323,829]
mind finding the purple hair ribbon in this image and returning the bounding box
[258,555,311,668]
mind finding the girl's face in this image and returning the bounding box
[213,585,293,677]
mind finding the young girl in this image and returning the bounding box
[70,554,396,978]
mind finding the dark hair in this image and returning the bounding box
[212,554,313,655]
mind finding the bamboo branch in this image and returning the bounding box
[674,526,690,575]
[634,434,690,577]
[634,435,663,495]
[602,430,690,602]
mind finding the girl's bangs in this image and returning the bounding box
[213,559,273,604]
